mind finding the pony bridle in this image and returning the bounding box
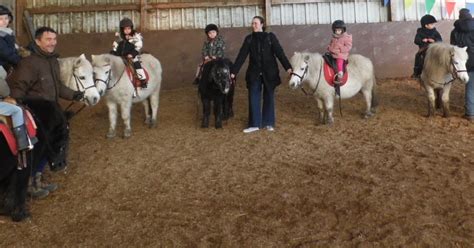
[449,56,468,83]
[94,68,112,90]
[73,72,95,103]
[290,61,309,86]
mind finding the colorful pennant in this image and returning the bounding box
[467,3,474,13]
[445,0,456,17]
[425,0,436,13]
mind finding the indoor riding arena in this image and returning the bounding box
[1,0,473,246]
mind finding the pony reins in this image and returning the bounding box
[293,59,323,96]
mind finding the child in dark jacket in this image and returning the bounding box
[0,5,34,151]
[111,17,147,88]
[412,14,443,78]
[0,5,20,73]
[193,24,226,84]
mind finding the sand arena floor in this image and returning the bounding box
[0,78,473,247]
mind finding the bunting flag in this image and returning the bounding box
[467,3,474,13]
[384,0,390,6]
[405,0,413,9]
[445,0,456,17]
[425,0,436,13]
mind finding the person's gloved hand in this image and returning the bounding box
[72,91,84,101]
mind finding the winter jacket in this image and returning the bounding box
[201,35,226,59]
[414,27,442,49]
[0,67,9,98]
[327,32,353,60]
[6,42,75,102]
[112,31,143,58]
[231,32,292,90]
[451,17,474,71]
[0,27,21,69]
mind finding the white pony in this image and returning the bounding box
[420,43,469,117]
[91,54,162,138]
[289,52,377,124]
[59,54,100,106]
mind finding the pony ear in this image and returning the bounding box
[74,57,82,67]
[463,46,468,51]
[79,53,86,60]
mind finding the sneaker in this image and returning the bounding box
[243,127,259,133]
[27,185,49,199]
[34,172,58,193]
[265,126,275,131]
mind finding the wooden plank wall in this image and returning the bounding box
[20,0,389,35]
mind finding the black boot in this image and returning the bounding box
[12,124,33,151]
[201,116,209,128]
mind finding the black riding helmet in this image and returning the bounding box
[0,5,13,22]
[420,14,437,27]
[332,20,346,33]
[205,24,218,34]
[120,17,134,28]
[119,17,134,38]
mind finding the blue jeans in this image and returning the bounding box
[0,102,24,127]
[466,72,474,116]
[34,158,48,174]
[248,78,275,128]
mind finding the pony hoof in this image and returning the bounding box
[149,120,157,128]
[144,117,152,125]
[123,129,132,138]
[363,112,374,119]
[106,130,116,139]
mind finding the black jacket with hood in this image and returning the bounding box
[451,17,474,71]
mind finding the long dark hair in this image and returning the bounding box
[253,16,266,32]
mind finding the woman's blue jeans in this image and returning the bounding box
[247,77,275,128]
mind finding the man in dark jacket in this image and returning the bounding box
[7,26,84,198]
[231,16,292,133]
[451,9,474,121]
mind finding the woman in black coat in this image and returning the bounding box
[231,16,292,133]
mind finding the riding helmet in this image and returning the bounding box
[331,20,346,33]
[205,24,218,34]
[0,5,13,22]
[119,17,134,28]
[420,14,437,27]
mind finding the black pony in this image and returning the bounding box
[198,58,235,128]
[0,99,69,221]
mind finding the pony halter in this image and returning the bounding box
[94,68,112,89]
[73,73,95,101]
[429,54,468,86]
[290,61,309,84]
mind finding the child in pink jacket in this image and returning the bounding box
[327,20,352,84]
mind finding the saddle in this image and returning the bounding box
[322,53,349,87]
[0,109,38,156]
[123,57,149,89]
[125,65,149,89]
